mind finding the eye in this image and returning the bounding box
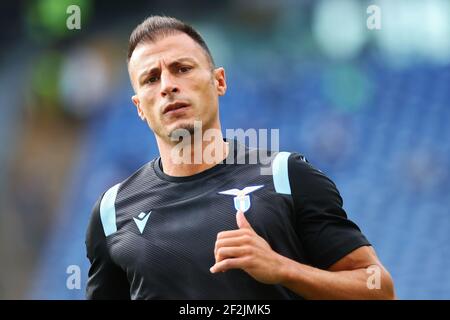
[178,66,192,73]
[145,76,159,84]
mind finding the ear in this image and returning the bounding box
[131,95,146,121]
[213,67,227,96]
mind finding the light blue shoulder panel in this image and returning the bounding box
[99,183,120,237]
[272,152,292,195]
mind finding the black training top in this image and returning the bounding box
[85,140,370,299]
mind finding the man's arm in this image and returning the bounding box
[210,153,395,299]
[210,211,395,299]
[279,244,395,299]
[85,196,130,300]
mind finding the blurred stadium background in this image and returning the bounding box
[0,0,449,299]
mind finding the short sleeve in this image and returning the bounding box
[288,153,371,270]
[85,195,130,299]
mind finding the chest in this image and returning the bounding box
[108,183,295,275]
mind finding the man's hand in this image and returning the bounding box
[210,211,395,299]
[210,210,285,284]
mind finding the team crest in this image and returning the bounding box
[218,185,264,212]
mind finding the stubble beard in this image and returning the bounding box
[168,122,196,143]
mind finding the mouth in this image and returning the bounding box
[163,101,190,115]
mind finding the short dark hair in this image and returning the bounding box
[127,16,214,67]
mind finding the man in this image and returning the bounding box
[85,16,395,299]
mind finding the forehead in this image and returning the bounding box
[129,33,209,74]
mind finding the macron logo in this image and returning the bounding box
[133,211,151,234]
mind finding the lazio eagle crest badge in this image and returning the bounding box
[218,185,264,212]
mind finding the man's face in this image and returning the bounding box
[129,33,226,141]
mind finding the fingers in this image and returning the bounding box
[215,246,251,263]
[211,211,257,273]
[214,234,252,256]
[236,210,254,230]
[210,257,250,273]
[216,211,254,240]
[214,229,254,263]
[216,228,252,241]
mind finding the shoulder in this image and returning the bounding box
[85,193,108,256]
[271,151,342,204]
[118,159,157,191]
[100,159,157,204]
[87,159,156,238]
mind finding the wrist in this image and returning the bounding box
[275,254,298,286]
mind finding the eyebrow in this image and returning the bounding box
[138,57,198,83]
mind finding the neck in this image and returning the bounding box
[156,125,229,177]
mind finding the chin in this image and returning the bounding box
[167,122,196,140]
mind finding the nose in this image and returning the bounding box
[160,70,179,97]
